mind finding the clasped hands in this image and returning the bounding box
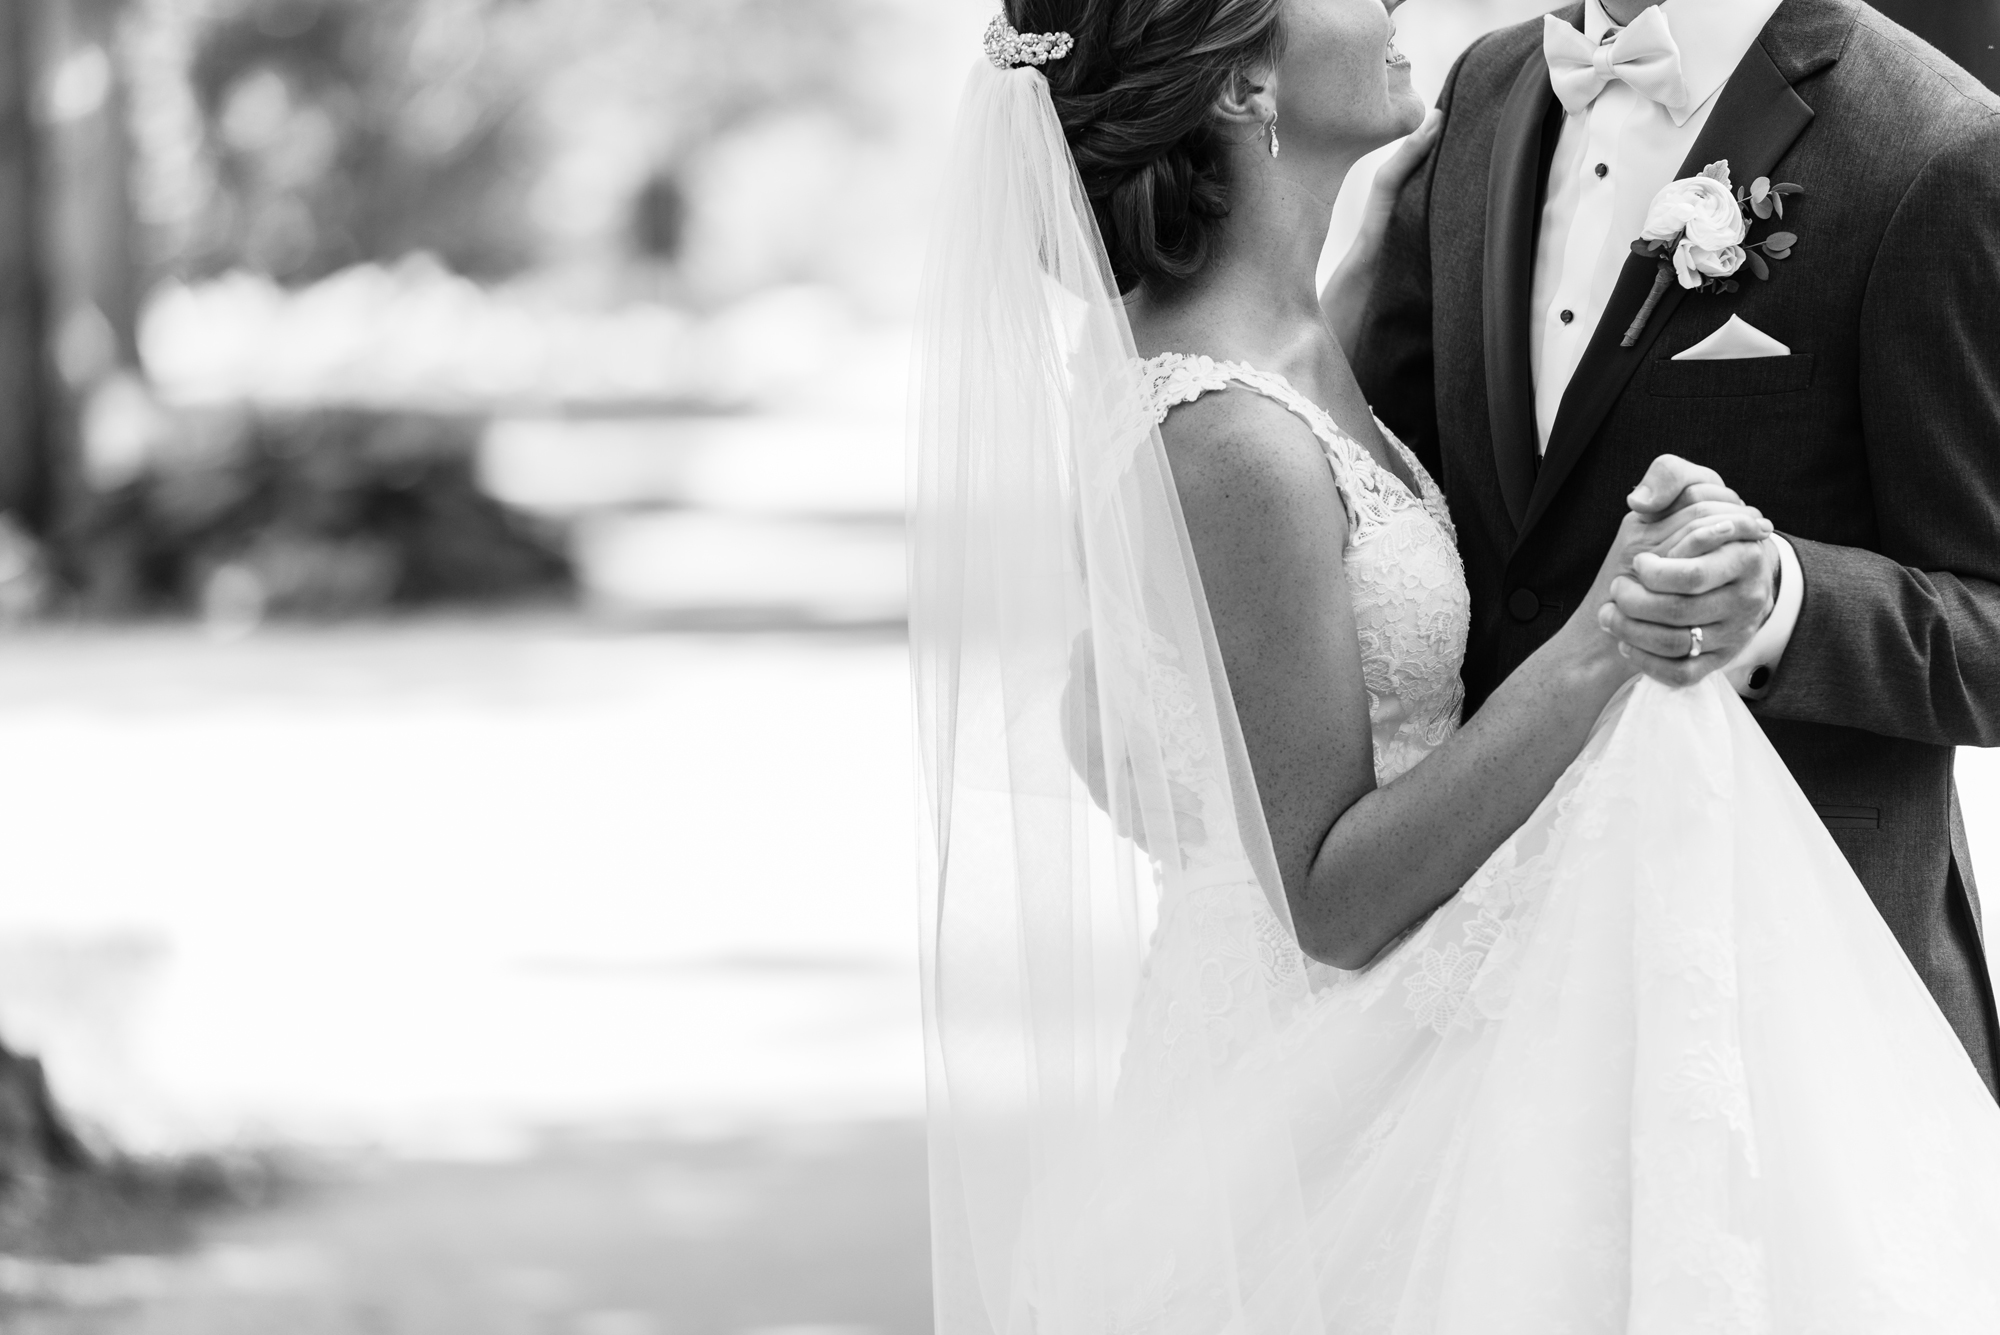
[1594,455,1780,687]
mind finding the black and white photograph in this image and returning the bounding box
[0,0,1995,1330]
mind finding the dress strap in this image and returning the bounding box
[1136,353,1449,543]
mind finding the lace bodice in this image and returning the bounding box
[1137,353,1470,783]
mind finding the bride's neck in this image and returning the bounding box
[1131,153,1356,368]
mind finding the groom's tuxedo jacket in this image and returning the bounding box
[1355,0,2000,1088]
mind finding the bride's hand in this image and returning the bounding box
[1321,108,1443,354]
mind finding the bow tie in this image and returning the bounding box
[1543,8,1691,116]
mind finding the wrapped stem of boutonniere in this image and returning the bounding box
[1621,161,1805,347]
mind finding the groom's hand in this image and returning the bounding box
[1598,455,1779,686]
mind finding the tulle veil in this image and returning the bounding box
[907,53,1316,1335]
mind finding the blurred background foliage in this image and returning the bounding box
[4,0,924,627]
[178,0,541,284]
[166,0,899,294]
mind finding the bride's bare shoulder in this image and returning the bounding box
[1156,385,1347,546]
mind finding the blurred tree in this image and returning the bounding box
[0,0,150,565]
[183,0,540,283]
[150,0,894,290]
[0,2,55,535]
[631,171,688,264]
[520,0,892,297]
[1872,0,2000,88]
[37,0,157,594]
[644,0,889,145]
[44,0,146,373]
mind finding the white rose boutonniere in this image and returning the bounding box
[1621,161,1804,347]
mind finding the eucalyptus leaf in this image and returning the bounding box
[1746,249,1770,280]
[1766,246,1792,260]
[1766,231,1798,249]
[1753,196,1774,219]
[1774,195,1785,218]
[1775,182,1804,194]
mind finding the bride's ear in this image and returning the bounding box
[1214,68,1276,137]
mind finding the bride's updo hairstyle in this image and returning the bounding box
[1005,0,1286,293]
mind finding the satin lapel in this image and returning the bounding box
[1482,51,1562,537]
[1517,39,1816,549]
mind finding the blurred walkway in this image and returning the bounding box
[0,1123,929,1335]
[0,616,921,1154]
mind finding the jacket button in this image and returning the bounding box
[1508,588,1541,622]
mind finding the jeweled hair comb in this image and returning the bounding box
[984,13,1075,69]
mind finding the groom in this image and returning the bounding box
[1355,0,2000,1091]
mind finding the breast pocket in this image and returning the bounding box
[1648,354,1816,398]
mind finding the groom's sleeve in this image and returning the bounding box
[1351,52,1473,479]
[1757,115,2000,748]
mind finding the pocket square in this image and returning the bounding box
[1672,315,1791,361]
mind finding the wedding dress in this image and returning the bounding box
[912,55,2000,1335]
[1088,355,2000,1332]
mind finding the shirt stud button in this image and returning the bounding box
[1560,309,1575,324]
[1595,162,1609,178]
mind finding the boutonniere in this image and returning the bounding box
[1621,161,1803,346]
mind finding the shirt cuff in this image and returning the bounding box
[1726,534,1802,699]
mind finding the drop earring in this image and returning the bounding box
[1267,115,1280,158]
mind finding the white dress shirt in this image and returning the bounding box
[1530,0,1801,694]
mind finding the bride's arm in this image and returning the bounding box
[1164,397,1771,970]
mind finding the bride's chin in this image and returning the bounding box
[1387,87,1426,136]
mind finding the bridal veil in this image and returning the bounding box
[908,54,1320,1334]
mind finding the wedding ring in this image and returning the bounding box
[1686,625,1705,659]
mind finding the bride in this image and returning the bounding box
[910,1,2000,1331]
